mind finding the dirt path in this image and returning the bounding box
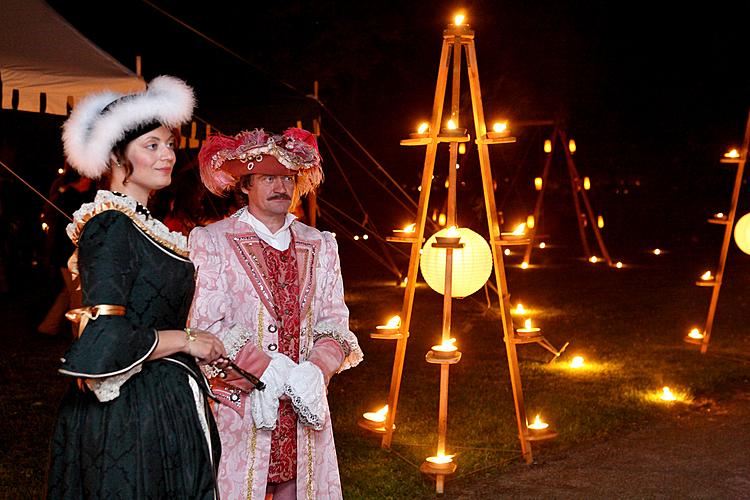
[449,385,750,499]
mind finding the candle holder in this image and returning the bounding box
[434,236,462,247]
[515,319,541,338]
[357,415,396,434]
[420,455,457,475]
[695,273,716,287]
[524,415,558,441]
[683,328,705,345]
[708,213,728,225]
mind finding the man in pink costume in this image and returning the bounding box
[189,128,362,500]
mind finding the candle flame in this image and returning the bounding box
[514,303,526,315]
[524,318,532,329]
[454,14,465,26]
[396,223,416,233]
[539,242,546,249]
[417,122,429,134]
[569,139,577,154]
[660,386,677,401]
[521,261,529,269]
[589,256,599,263]
[688,328,704,340]
[583,176,591,190]
[377,315,401,330]
[616,261,623,268]
[701,271,713,281]
[527,414,549,430]
[447,119,457,130]
[725,148,740,158]
[446,225,459,237]
[512,223,526,235]
[715,212,725,219]
[363,404,389,423]
[570,356,584,368]
[544,139,552,153]
[433,338,457,352]
[492,121,508,133]
[427,453,455,464]
[504,248,511,256]
[534,177,543,190]
[653,248,662,255]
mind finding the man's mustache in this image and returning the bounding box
[267,194,291,201]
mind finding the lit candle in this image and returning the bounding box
[517,318,540,336]
[527,215,535,229]
[431,338,458,359]
[504,248,511,256]
[393,223,416,234]
[615,261,623,268]
[660,386,676,401]
[569,139,577,154]
[700,271,713,281]
[544,139,552,153]
[714,212,725,219]
[534,177,543,190]
[502,223,527,240]
[527,414,549,430]
[487,121,510,139]
[447,119,457,130]
[376,315,401,330]
[362,405,389,423]
[589,256,599,263]
[435,226,461,245]
[725,148,740,159]
[583,176,590,190]
[426,453,454,464]
[513,303,526,315]
[539,242,546,249]
[521,261,529,269]
[453,14,465,26]
[418,122,429,134]
[570,356,584,368]
[687,328,704,340]
[513,223,526,235]
[653,248,662,255]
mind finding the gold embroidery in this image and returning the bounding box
[257,307,264,348]
[246,425,258,500]
[306,428,314,500]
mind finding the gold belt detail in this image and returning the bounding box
[65,304,126,339]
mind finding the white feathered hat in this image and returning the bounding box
[62,75,195,179]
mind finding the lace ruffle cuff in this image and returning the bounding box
[85,365,143,402]
[250,353,296,430]
[312,323,364,373]
[284,361,327,430]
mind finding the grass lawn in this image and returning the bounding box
[2,242,749,498]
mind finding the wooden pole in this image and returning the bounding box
[558,128,593,259]
[523,131,556,265]
[381,37,452,449]
[700,108,750,353]
[465,33,533,463]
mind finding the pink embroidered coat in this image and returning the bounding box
[189,209,362,500]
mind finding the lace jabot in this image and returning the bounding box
[66,190,189,257]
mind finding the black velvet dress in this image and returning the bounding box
[46,209,220,499]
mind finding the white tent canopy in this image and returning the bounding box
[0,0,145,115]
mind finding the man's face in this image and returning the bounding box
[243,174,296,220]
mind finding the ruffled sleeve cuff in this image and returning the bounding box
[250,353,297,430]
[313,322,364,373]
[85,365,143,402]
[284,361,328,430]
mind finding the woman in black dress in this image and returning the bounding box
[46,76,227,499]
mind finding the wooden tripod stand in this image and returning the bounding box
[522,123,614,267]
[686,108,750,353]
[363,18,560,478]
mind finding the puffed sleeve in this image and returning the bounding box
[312,231,363,372]
[59,211,158,378]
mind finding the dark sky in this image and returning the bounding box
[41,0,750,251]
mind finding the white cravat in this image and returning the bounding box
[239,209,296,251]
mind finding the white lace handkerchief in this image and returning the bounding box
[250,353,296,430]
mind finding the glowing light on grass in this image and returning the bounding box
[570,356,585,369]
[377,315,401,330]
[725,148,740,159]
[539,242,546,249]
[589,256,599,263]
[660,386,677,401]
[521,261,529,269]
[653,248,662,255]
[363,405,389,423]
[363,234,369,240]
[615,261,623,268]
[354,235,360,241]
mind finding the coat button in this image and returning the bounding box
[268,324,278,333]
[281,255,288,262]
[268,343,278,351]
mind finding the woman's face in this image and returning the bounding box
[114,125,176,201]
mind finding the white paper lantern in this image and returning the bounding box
[734,213,750,255]
[419,227,493,297]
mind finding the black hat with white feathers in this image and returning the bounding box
[62,75,195,179]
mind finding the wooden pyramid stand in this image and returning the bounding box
[686,109,750,353]
[363,18,558,471]
[522,122,614,267]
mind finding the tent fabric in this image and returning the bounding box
[0,0,144,115]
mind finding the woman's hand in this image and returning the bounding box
[184,328,228,365]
